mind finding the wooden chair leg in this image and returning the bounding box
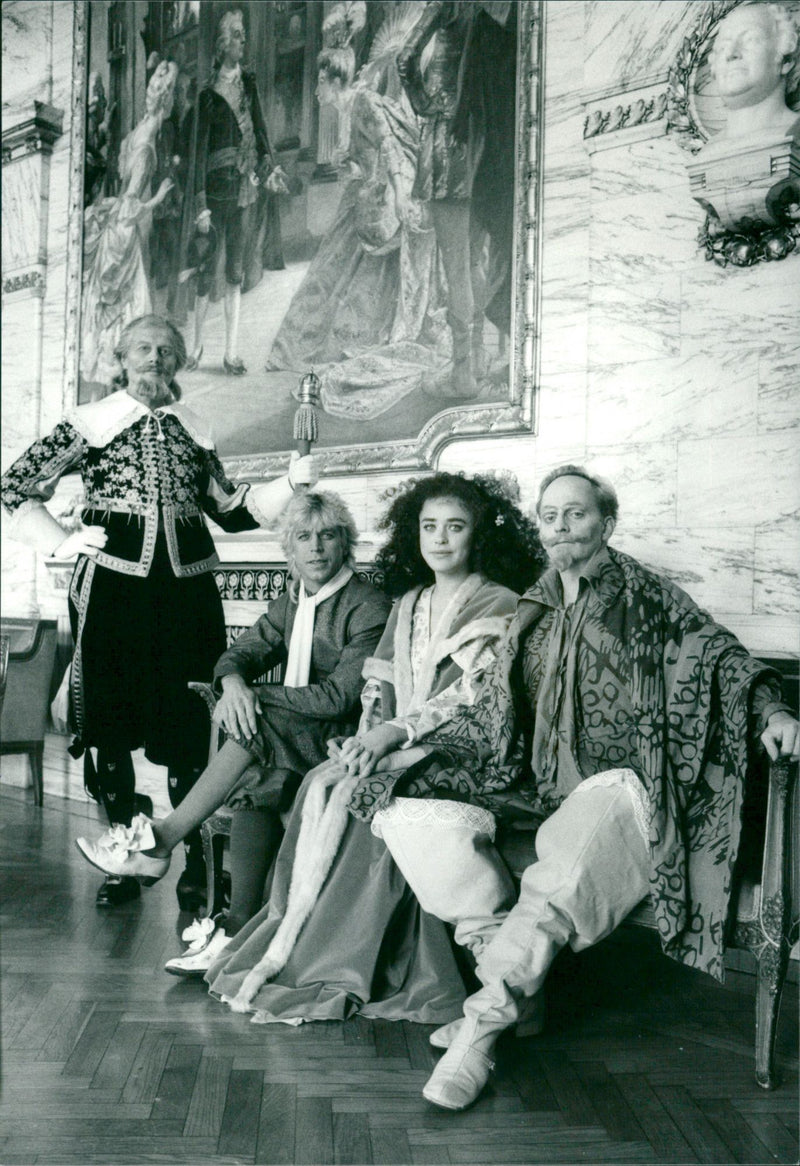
[200,819,230,919]
[30,742,44,807]
[754,937,789,1090]
[200,820,217,920]
[211,833,229,918]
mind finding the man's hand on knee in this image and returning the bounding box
[215,675,261,740]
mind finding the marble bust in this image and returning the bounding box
[686,1,800,236]
[708,2,799,140]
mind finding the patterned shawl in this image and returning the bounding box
[349,548,774,980]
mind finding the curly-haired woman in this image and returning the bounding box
[76,472,545,1023]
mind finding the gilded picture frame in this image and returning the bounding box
[65,1,544,480]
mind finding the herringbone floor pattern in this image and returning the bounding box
[1,789,797,1166]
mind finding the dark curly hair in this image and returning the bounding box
[375,472,546,598]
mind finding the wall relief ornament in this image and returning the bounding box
[583,92,667,141]
[666,0,800,267]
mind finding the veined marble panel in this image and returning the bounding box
[589,189,697,283]
[544,2,585,104]
[539,296,590,377]
[544,40,587,143]
[49,0,74,111]
[590,135,690,198]
[1,2,52,114]
[536,373,588,450]
[542,153,592,215]
[1,308,43,460]
[754,520,800,618]
[587,351,758,446]
[0,533,39,618]
[544,91,588,148]
[584,1,699,94]
[41,283,73,429]
[541,222,592,286]
[442,436,587,516]
[42,142,71,268]
[680,260,800,359]
[758,343,800,434]
[720,615,799,656]
[588,275,681,366]
[677,434,799,527]
[585,441,677,525]
[613,526,754,616]
[1,152,45,271]
[524,442,591,503]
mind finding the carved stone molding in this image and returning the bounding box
[2,268,45,296]
[1,101,64,164]
[583,83,668,152]
[213,564,383,602]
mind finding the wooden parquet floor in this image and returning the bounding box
[1,790,797,1166]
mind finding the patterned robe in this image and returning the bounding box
[349,548,786,980]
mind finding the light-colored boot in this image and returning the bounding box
[424,778,651,1110]
[429,988,546,1049]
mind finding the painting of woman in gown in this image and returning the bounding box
[80,61,178,387]
[265,2,451,422]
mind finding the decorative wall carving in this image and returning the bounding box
[213,564,383,602]
[2,102,64,303]
[665,0,740,155]
[666,0,800,267]
[2,269,45,295]
[583,91,667,141]
[1,101,63,164]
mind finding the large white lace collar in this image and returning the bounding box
[65,389,216,450]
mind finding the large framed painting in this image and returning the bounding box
[67,0,544,478]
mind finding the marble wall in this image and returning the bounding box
[2,0,798,655]
[2,0,77,615]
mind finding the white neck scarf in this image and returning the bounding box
[283,566,354,688]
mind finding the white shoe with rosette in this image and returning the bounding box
[164,916,231,977]
[76,814,170,884]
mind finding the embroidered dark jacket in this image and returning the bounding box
[1,409,258,579]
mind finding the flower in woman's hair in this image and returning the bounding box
[495,514,505,526]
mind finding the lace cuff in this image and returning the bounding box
[371,796,497,841]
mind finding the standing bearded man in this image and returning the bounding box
[1,314,315,909]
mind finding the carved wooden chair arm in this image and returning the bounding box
[759,755,799,945]
[187,681,219,719]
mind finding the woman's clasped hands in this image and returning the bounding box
[330,723,408,780]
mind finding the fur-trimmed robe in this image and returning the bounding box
[213,573,520,1014]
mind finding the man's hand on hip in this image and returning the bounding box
[761,711,800,761]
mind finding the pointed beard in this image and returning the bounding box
[131,374,174,407]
